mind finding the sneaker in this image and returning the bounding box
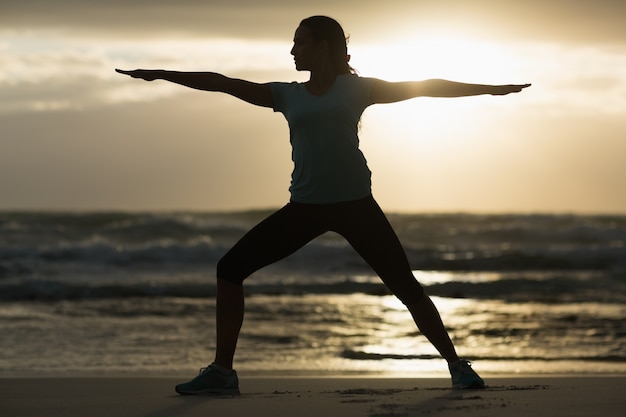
[449,359,485,389]
[175,363,240,395]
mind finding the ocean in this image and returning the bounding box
[1,211,625,377]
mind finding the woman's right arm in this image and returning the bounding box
[115,69,274,108]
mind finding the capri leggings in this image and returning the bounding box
[217,195,424,305]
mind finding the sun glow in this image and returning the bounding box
[350,32,522,83]
[349,32,528,145]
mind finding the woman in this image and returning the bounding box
[117,15,530,394]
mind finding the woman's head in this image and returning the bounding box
[295,16,354,74]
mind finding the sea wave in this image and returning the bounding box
[1,271,624,303]
[1,211,625,302]
[1,235,624,278]
[340,350,626,363]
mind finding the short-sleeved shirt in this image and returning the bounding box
[270,74,375,204]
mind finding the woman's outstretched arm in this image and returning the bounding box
[370,78,531,104]
[115,69,274,108]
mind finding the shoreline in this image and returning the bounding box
[2,370,625,378]
[1,375,624,417]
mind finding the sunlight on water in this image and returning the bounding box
[1,294,625,377]
[1,212,624,376]
[412,271,505,285]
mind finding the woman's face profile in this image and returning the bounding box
[290,25,324,71]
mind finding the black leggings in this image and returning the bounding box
[217,195,424,304]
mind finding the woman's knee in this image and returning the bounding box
[383,275,425,305]
[216,255,247,285]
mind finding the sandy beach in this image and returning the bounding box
[1,376,623,417]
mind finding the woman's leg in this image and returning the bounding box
[213,203,326,369]
[404,294,459,363]
[214,278,245,369]
[334,197,458,363]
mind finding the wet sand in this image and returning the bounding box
[1,376,624,417]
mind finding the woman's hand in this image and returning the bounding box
[115,69,163,81]
[490,84,532,95]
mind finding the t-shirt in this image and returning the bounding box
[270,74,375,204]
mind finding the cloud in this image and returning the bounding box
[0,32,293,114]
[3,23,625,116]
[504,43,626,115]
[2,0,625,44]
[1,0,334,39]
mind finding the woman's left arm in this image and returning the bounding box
[370,78,531,104]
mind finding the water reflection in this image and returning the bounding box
[240,291,626,375]
[2,290,623,376]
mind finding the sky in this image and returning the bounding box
[1,0,626,213]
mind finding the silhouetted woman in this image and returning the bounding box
[117,15,530,394]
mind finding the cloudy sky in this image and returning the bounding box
[2,0,625,213]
